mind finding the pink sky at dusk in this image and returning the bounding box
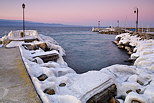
[0,0,154,27]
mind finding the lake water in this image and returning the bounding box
[0,26,130,73]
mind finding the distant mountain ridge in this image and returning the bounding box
[0,19,78,27]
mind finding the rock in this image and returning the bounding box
[37,74,48,81]
[116,37,121,41]
[33,53,59,63]
[115,99,120,103]
[136,89,141,94]
[124,58,135,63]
[37,43,50,51]
[22,43,50,51]
[125,46,131,51]
[31,52,35,54]
[43,88,55,95]
[112,40,119,45]
[118,45,124,49]
[22,44,39,50]
[20,32,25,37]
[137,80,144,86]
[87,84,117,103]
[128,51,133,55]
[0,40,2,44]
[108,97,116,103]
[121,96,126,100]
[59,83,66,87]
[126,90,133,94]
[124,42,130,46]
[30,45,39,50]
[24,39,39,43]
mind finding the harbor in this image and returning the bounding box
[0,28,154,103]
[0,0,154,103]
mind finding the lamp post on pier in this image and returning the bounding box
[22,3,25,36]
[134,8,139,32]
[98,21,100,28]
[117,20,119,28]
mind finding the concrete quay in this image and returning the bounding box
[0,47,41,103]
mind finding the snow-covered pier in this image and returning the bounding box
[92,27,131,34]
[1,30,154,103]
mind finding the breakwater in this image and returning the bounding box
[92,27,131,34]
[113,32,154,56]
[92,27,154,35]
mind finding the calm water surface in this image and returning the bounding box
[0,26,130,73]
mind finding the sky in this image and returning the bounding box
[0,0,154,27]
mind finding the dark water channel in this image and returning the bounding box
[43,27,130,73]
[0,26,130,73]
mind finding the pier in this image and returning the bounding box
[92,27,132,34]
[92,27,154,35]
[0,47,41,103]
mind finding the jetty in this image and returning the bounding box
[0,30,117,103]
[92,27,154,35]
[92,27,132,34]
[0,47,41,103]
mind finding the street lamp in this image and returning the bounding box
[117,20,119,28]
[98,21,100,28]
[134,8,139,32]
[22,3,25,36]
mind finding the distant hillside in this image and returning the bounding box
[0,19,76,27]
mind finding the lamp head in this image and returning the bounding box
[22,3,25,8]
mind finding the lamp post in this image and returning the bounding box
[98,21,100,28]
[134,8,139,32]
[117,20,119,28]
[22,3,25,35]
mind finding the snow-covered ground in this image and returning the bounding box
[1,31,154,103]
[116,33,154,70]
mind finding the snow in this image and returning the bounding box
[113,33,154,102]
[65,71,113,103]
[1,30,154,103]
[146,32,154,35]
[54,95,81,103]
[32,50,59,57]
[124,92,147,103]
[7,30,38,40]
[116,33,154,70]
[0,45,2,48]
[39,34,65,56]
[7,30,112,103]
[6,41,25,47]
[21,49,113,103]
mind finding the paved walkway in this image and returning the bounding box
[0,47,41,103]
